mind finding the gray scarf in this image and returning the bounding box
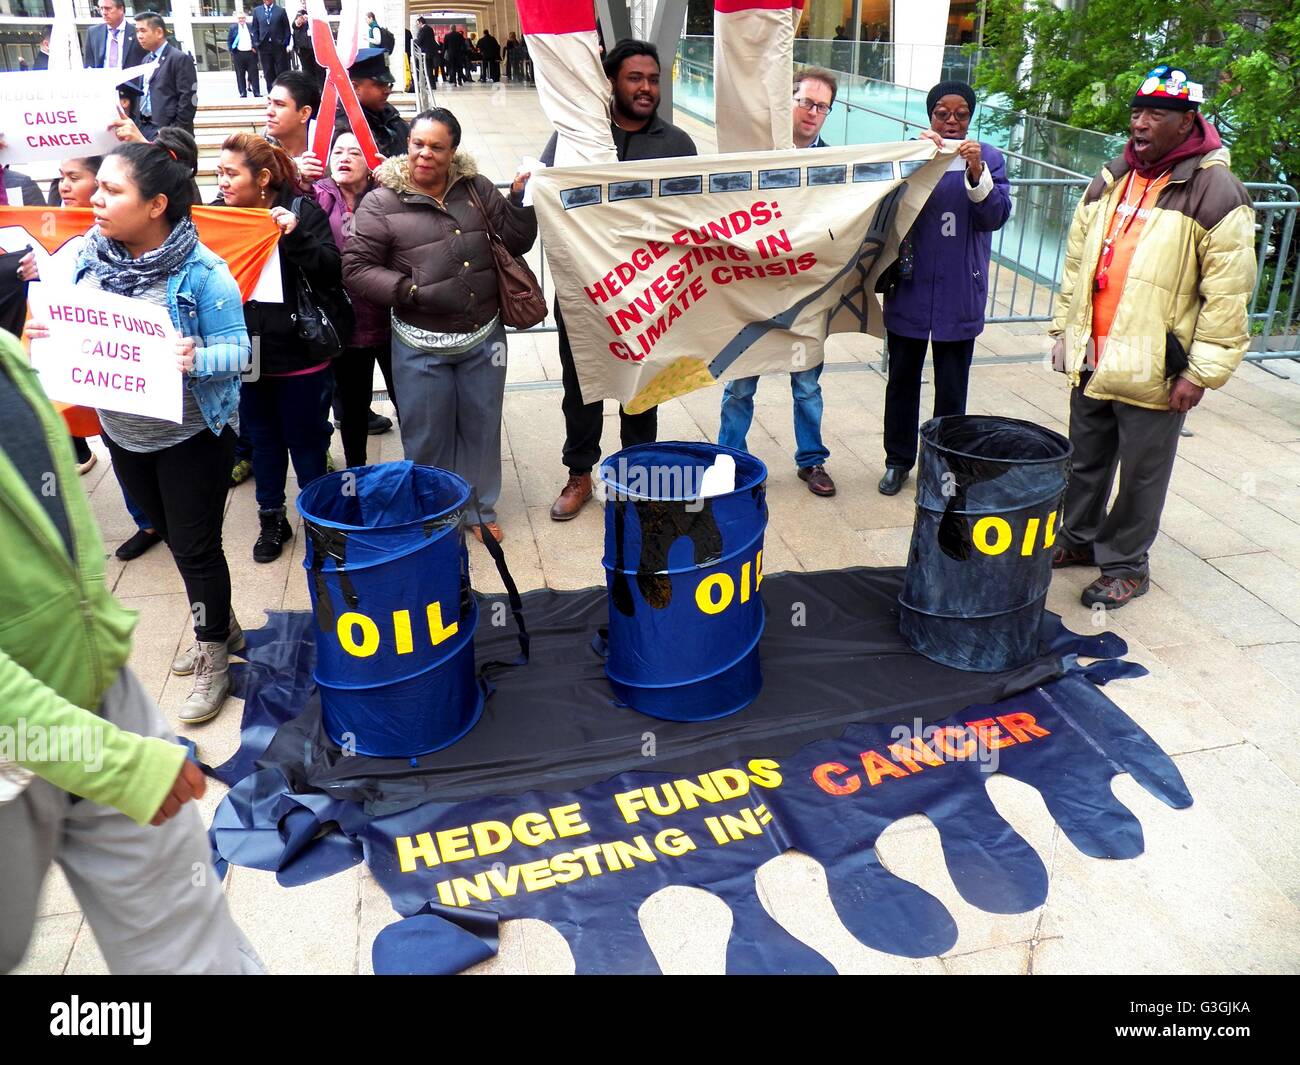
[79,217,199,297]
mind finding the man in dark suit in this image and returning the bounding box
[83,0,146,71]
[33,31,50,70]
[228,13,261,98]
[134,12,197,137]
[250,0,292,90]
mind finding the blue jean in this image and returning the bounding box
[239,368,334,511]
[717,365,829,468]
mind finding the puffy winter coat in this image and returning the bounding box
[1050,148,1256,410]
[343,152,537,334]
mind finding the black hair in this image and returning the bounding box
[101,0,125,8]
[602,39,659,81]
[108,127,199,227]
[273,70,321,116]
[411,107,461,150]
[133,11,166,34]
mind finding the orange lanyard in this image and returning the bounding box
[1095,168,1169,291]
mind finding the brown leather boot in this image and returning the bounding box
[550,473,592,521]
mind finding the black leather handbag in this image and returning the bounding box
[290,197,354,359]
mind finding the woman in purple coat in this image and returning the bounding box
[878,80,1013,495]
[308,131,397,468]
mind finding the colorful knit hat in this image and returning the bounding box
[1132,65,1204,111]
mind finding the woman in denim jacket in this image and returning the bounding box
[28,131,250,724]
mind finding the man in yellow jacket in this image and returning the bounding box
[1048,65,1256,609]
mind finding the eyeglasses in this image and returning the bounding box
[932,109,972,123]
[793,97,833,115]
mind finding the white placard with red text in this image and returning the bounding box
[0,65,148,165]
[27,281,184,423]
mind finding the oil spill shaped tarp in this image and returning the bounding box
[208,568,1190,974]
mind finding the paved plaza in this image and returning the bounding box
[13,77,1300,975]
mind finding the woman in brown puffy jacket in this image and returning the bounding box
[343,107,535,542]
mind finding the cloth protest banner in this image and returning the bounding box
[713,0,802,153]
[514,0,616,166]
[0,205,280,303]
[0,64,150,165]
[26,280,183,423]
[530,141,952,412]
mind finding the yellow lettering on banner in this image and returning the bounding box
[436,826,474,862]
[704,815,728,845]
[676,776,722,809]
[550,802,591,838]
[513,811,556,846]
[973,517,1013,556]
[655,828,698,856]
[436,880,455,905]
[740,561,752,603]
[1044,510,1059,548]
[571,844,605,874]
[644,786,681,817]
[338,612,380,657]
[614,788,648,824]
[550,852,586,884]
[1021,517,1041,557]
[471,821,512,856]
[696,573,733,614]
[719,808,764,842]
[485,863,522,897]
[426,602,459,646]
[709,767,750,800]
[609,836,657,870]
[747,758,783,788]
[518,859,555,892]
[451,873,494,907]
[395,831,440,872]
[393,609,414,655]
[756,549,764,589]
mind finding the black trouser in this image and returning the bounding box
[883,331,975,470]
[422,50,438,86]
[557,307,656,476]
[485,60,500,82]
[233,50,261,97]
[444,56,461,84]
[1058,379,1185,580]
[295,46,322,91]
[334,343,397,468]
[258,44,288,89]
[103,426,236,643]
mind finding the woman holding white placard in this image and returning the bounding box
[25,130,250,725]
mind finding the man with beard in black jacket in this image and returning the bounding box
[534,39,697,522]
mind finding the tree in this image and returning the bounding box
[976,0,1300,185]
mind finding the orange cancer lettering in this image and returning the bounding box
[812,762,861,796]
[966,717,1018,750]
[888,737,944,774]
[996,711,1051,744]
[860,750,909,787]
[932,726,977,760]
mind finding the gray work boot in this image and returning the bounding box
[172,615,245,676]
[179,641,230,724]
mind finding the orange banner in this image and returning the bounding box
[0,205,279,302]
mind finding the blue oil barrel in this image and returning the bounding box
[296,461,482,756]
[599,442,768,721]
[898,416,1073,672]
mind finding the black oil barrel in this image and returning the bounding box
[898,415,1073,672]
